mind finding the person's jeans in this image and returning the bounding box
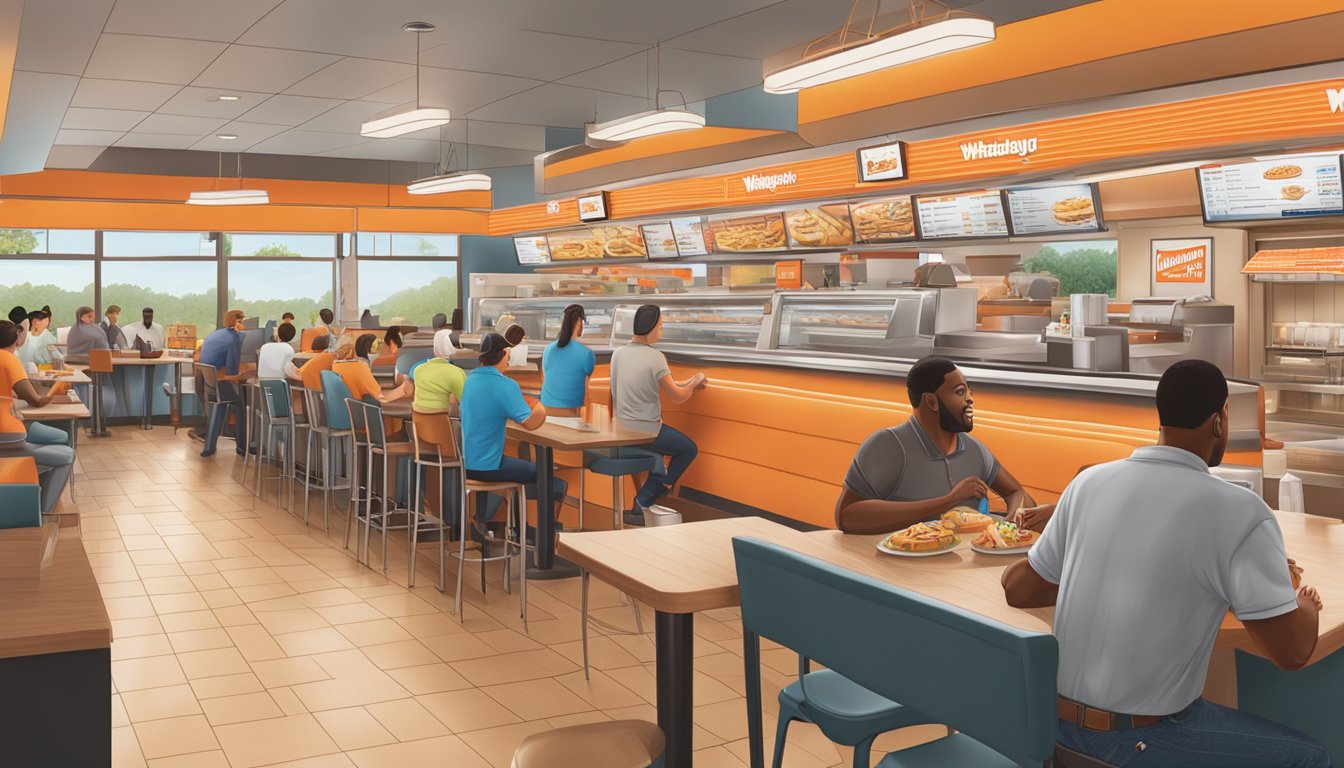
[1057,698,1331,767]
[467,456,568,529]
[203,381,245,456]
[26,421,71,446]
[631,424,698,509]
[0,439,75,515]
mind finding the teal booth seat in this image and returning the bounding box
[1237,648,1344,765]
[0,484,42,529]
[732,537,1059,768]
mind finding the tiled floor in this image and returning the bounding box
[63,427,942,767]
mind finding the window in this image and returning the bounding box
[102,261,219,334]
[356,260,458,326]
[103,231,215,257]
[1024,240,1118,298]
[357,233,459,257]
[228,260,335,328]
[227,233,337,258]
[0,259,94,330]
[0,229,95,255]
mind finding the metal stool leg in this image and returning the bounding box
[455,474,468,615]
[581,569,591,680]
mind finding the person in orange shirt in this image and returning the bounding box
[0,320,75,514]
[297,335,335,390]
[371,328,402,368]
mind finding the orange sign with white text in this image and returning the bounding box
[1154,245,1208,283]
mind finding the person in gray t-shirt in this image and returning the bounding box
[609,305,707,525]
[836,357,1036,534]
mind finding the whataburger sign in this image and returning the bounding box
[1155,244,1208,283]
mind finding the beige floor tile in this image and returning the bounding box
[100,580,149,598]
[236,582,300,602]
[313,602,386,625]
[363,593,439,618]
[257,607,331,635]
[190,672,266,700]
[346,735,489,768]
[123,534,167,551]
[297,588,364,608]
[112,693,131,727]
[251,656,331,688]
[215,713,340,768]
[151,592,210,615]
[112,724,147,768]
[136,563,188,579]
[112,633,175,661]
[384,663,474,695]
[120,684,203,722]
[451,648,580,687]
[167,628,234,653]
[133,714,220,760]
[226,623,288,661]
[275,627,356,656]
[264,754,357,767]
[480,678,593,721]
[146,750,231,768]
[456,721,553,768]
[111,616,166,638]
[693,745,751,768]
[309,649,382,678]
[361,639,440,670]
[201,691,285,726]
[392,612,464,638]
[112,656,188,692]
[106,596,158,620]
[555,668,649,711]
[177,647,251,679]
[334,618,414,647]
[475,628,544,654]
[270,686,310,716]
[158,610,221,633]
[141,576,197,595]
[291,672,411,711]
[364,698,452,742]
[223,565,285,588]
[417,689,521,733]
[213,604,259,626]
[421,632,497,662]
[312,707,398,751]
[188,573,231,592]
[201,587,244,609]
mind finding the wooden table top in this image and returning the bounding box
[20,397,91,421]
[558,511,1344,665]
[106,356,184,367]
[507,416,653,451]
[30,370,92,386]
[0,532,112,659]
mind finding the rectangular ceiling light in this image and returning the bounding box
[186,189,270,206]
[764,16,995,94]
[360,106,452,139]
[586,109,706,144]
[407,172,493,194]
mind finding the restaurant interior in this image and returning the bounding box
[3,1,1344,766]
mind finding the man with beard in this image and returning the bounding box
[835,356,1032,534]
[125,307,165,352]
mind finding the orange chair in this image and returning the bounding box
[86,349,114,437]
[299,328,323,353]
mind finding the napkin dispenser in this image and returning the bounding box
[0,523,59,583]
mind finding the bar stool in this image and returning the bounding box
[407,408,458,591]
[346,398,418,574]
[511,720,664,768]
[196,364,235,451]
[451,415,529,627]
[240,381,263,487]
[254,380,296,510]
[293,372,352,533]
[86,349,114,437]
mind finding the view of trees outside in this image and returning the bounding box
[0,259,95,329]
[1025,241,1119,297]
[357,260,458,326]
[228,260,335,328]
[102,261,220,335]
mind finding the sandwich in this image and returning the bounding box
[852,199,914,240]
[1051,196,1095,226]
[940,507,995,533]
[885,521,958,552]
[786,208,853,247]
[1281,185,1308,201]
[973,520,1039,549]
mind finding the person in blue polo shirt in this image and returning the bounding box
[461,332,567,550]
[199,309,247,458]
[540,304,594,414]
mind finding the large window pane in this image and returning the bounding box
[104,231,214,257]
[228,261,335,327]
[0,229,92,254]
[48,229,96,254]
[102,261,219,334]
[357,232,459,257]
[0,259,94,330]
[0,229,45,254]
[1024,241,1119,298]
[227,233,337,258]
[357,260,457,326]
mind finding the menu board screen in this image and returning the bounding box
[784,204,854,248]
[513,236,550,266]
[913,190,1009,239]
[856,140,908,183]
[577,191,610,222]
[640,222,680,260]
[1198,154,1344,223]
[670,217,709,256]
[849,196,916,242]
[1003,183,1103,235]
[545,226,646,261]
[706,213,788,252]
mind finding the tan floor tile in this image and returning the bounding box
[256,607,331,635]
[385,663,474,695]
[177,647,251,679]
[123,534,167,551]
[291,672,411,711]
[167,628,234,653]
[474,628,544,654]
[551,634,645,671]
[361,639,440,670]
[264,754,357,767]
[188,573,230,592]
[313,602,386,625]
[312,707,398,751]
[555,668,649,711]
[112,693,131,727]
[136,563,188,579]
[133,714,220,760]
[112,656,188,692]
[346,735,489,768]
[693,745,751,768]
[158,610,221,633]
[363,593,438,617]
[248,595,310,612]
[392,612,464,638]
[181,561,219,576]
[120,684,203,722]
[100,580,149,598]
[481,678,593,721]
[364,698,452,742]
[297,588,364,608]
[236,582,300,602]
[113,724,147,768]
[213,604,259,626]
[334,618,413,647]
[106,596,158,620]
[111,616,166,638]
[162,534,222,562]
[226,623,287,661]
[112,633,175,661]
[141,576,197,595]
[270,686,310,716]
[151,592,210,615]
[146,750,231,768]
[201,587,244,609]
[418,689,520,733]
[456,721,553,768]
[201,691,285,726]
[190,672,265,700]
[451,648,580,687]
[275,627,356,656]
[252,656,332,688]
[215,713,340,768]
[420,632,498,663]
[223,565,285,588]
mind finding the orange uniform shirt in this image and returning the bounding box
[298,352,336,390]
[332,359,381,402]
[0,349,29,435]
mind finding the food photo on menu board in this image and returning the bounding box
[849,195,917,242]
[513,236,550,266]
[546,226,646,260]
[670,216,709,256]
[577,191,610,222]
[639,221,681,260]
[1003,183,1103,235]
[913,190,1009,239]
[1198,153,1344,223]
[707,213,789,252]
[785,204,855,248]
[856,140,908,183]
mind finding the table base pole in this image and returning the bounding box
[525,555,581,581]
[656,610,694,768]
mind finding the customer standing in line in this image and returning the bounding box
[1003,360,1329,768]
[199,309,248,458]
[609,304,707,526]
[540,304,594,416]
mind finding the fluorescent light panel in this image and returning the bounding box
[186,189,270,206]
[407,172,493,194]
[586,109,705,143]
[360,106,451,139]
[764,16,995,94]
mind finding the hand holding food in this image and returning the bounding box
[1012,503,1056,532]
[949,476,989,504]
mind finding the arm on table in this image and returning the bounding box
[12,379,54,409]
[833,475,989,534]
[1244,588,1323,670]
[1002,559,1059,608]
[519,401,546,431]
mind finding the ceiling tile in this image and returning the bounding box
[284,57,413,100]
[130,114,229,136]
[241,95,345,126]
[419,28,645,81]
[192,45,341,93]
[294,100,395,134]
[0,72,81,175]
[237,0,498,62]
[560,47,762,103]
[507,0,782,43]
[664,0,856,60]
[447,144,541,171]
[61,107,150,131]
[45,144,108,169]
[54,128,125,146]
[114,132,202,150]
[320,137,440,162]
[104,0,285,43]
[190,121,290,152]
[71,79,180,111]
[468,83,650,127]
[403,120,545,152]
[417,68,542,116]
[158,86,272,119]
[83,34,228,84]
[248,130,368,156]
[14,0,114,76]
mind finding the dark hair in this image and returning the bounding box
[383,328,402,349]
[450,308,463,331]
[1156,360,1228,429]
[906,357,959,407]
[431,312,447,329]
[276,323,297,343]
[0,320,17,349]
[27,309,50,323]
[8,306,27,325]
[312,334,330,351]
[281,312,294,321]
[354,334,375,359]
[478,332,510,366]
[633,304,661,336]
[319,308,334,324]
[557,304,585,348]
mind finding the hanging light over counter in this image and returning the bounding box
[362,22,449,139]
[586,109,706,143]
[407,172,492,194]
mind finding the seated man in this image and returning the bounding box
[125,307,165,352]
[1003,360,1329,767]
[0,320,75,515]
[836,357,1032,534]
[257,322,299,380]
[199,309,248,458]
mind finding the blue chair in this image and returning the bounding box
[300,371,352,538]
[733,537,1059,768]
[0,456,42,529]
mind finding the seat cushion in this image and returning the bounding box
[876,733,1018,768]
[782,669,904,719]
[584,448,662,477]
[512,719,663,768]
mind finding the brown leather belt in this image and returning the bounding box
[1058,696,1164,732]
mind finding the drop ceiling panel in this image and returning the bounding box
[158,87,272,119]
[190,121,290,152]
[665,0,864,60]
[468,83,657,127]
[114,132,202,150]
[45,144,108,169]
[560,47,763,103]
[13,0,115,76]
[70,79,181,111]
[241,95,346,126]
[104,0,285,44]
[294,100,398,134]
[248,130,366,155]
[446,144,541,170]
[192,45,341,93]
[510,0,783,43]
[362,68,543,115]
[54,128,125,146]
[419,28,646,81]
[83,34,228,85]
[319,137,440,162]
[0,72,82,174]
[237,0,496,63]
[130,114,229,136]
[285,57,414,99]
[442,120,546,152]
[61,107,150,131]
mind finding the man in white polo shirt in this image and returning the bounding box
[1003,360,1328,767]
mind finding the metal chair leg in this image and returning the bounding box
[518,486,528,631]
[582,568,591,681]
[578,468,585,531]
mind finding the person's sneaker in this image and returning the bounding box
[199,449,215,458]
[622,506,646,528]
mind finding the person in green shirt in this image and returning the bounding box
[410,329,466,412]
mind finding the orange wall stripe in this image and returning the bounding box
[0,198,355,233]
[356,207,489,235]
[797,0,1344,125]
[545,127,784,179]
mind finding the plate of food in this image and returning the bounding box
[970,520,1039,555]
[877,521,961,557]
[1263,164,1302,180]
[940,506,995,533]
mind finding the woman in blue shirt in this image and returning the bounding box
[539,305,594,416]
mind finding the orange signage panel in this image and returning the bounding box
[775,260,803,289]
[1154,245,1209,283]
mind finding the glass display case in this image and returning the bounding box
[609,298,768,348]
[472,297,618,345]
[766,290,938,359]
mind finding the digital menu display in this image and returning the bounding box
[671,217,709,256]
[1003,183,1104,235]
[546,226,646,261]
[849,195,916,242]
[856,140,908,183]
[784,204,854,248]
[513,236,550,266]
[1198,154,1344,223]
[913,190,1009,239]
[639,222,680,260]
[706,213,788,252]
[577,191,610,222]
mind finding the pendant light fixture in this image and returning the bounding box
[763,0,994,94]
[187,152,268,206]
[585,42,704,146]
[361,22,451,139]
[407,120,492,194]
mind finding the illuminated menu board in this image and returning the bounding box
[640,222,680,260]
[670,217,709,256]
[1003,183,1103,235]
[1198,154,1344,223]
[513,236,549,266]
[913,190,1009,239]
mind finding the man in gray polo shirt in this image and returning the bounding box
[836,357,1034,534]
